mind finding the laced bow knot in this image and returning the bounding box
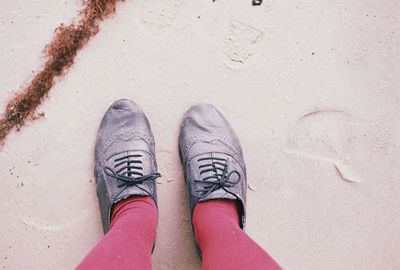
[104,153,160,197]
[193,156,241,199]
[104,167,161,188]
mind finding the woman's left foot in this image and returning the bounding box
[179,103,247,229]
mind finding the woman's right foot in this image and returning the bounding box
[94,99,160,233]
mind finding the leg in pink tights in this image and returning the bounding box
[193,200,281,270]
[76,196,157,270]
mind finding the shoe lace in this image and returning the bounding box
[193,156,241,199]
[104,153,160,197]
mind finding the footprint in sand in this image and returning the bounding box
[285,110,391,183]
[138,0,182,35]
[223,21,263,68]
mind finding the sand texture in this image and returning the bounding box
[1,0,399,269]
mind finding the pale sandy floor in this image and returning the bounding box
[1,0,400,269]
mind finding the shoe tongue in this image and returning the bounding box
[106,150,153,177]
[124,154,143,177]
[189,152,242,202]
[196,153,225,178]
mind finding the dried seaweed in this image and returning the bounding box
[0,0,123,146]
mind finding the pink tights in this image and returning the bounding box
[77,197,281,270]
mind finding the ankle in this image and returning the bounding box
[110,196,157,227]
[193,199,240,228]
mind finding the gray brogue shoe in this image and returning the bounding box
[179,103,247,230]
[94,99,160,233]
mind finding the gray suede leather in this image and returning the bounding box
[94,99,159,233]
[179,103,247,229]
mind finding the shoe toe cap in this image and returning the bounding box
[105,99,148,129]
[110,99,141,112]
[182,103,229,132]
[95,99,154,160]
[180,103,242,158]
